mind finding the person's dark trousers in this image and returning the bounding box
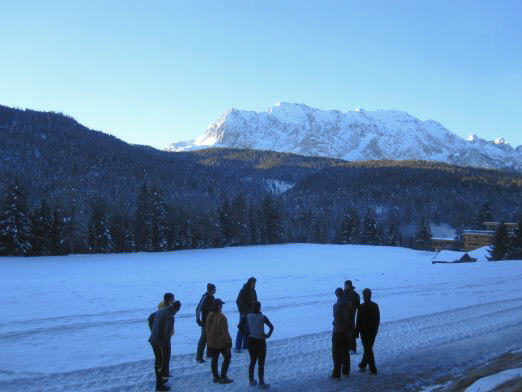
[235,313,249,350]
[162,341,171,377]
[350,333,357,353]
[248,338,267,383]
[150,342,166,389]
[360,331,377,373]
[209,347,231,379]
[196,326,207,361]
[332,332,348,378]
[341,333,351,375]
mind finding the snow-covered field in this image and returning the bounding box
[1,244,522,391]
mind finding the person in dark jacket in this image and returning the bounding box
[246,301,274,389]
[235,277,257,352]
[196,283,216,363]
[332,288,355,379]
[148,301,181,392]
[343,280,360,353]
[356,288,380,375]
[155,293,175,377]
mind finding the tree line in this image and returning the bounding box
[1,178,452,257]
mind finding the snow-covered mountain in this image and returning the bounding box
[166,102,522,171]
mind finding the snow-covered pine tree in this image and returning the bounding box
[87,199,113,253]
[507,218,522,260]
[30,200,52,256]
[362,209,378,245]
[488,222,509,261]
[339,208,353,244]
[219,198,232,246]
[415,216,433,250]
[134,184,152,251]
[477,201,493,228]
[261,196,283,244]
[386,209,401,246]
[230,193,248,245]
[248,203,259,245]
[151,186,168,252]
[0,179,32,256]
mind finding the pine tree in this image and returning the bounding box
[507,218,522,260]
[260,196,283,244]
[151,186,168,251]
[477,201,493,228]
[386,209,401,246]
[135,184,152,251]
[60,207,84,255]
[338,208,360,244]
[339,208,353,244]
[362,209,378,245]
[30,200,53,256]
[415,216,433,250]
[230,194,248,245]
[488,222,509,261]
[0,179,32,256]
[248,203,259,245]
[219,198,232,246]
[88,199,113,253]
[453,227,464,251]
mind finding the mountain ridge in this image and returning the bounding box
[167,102,522,171]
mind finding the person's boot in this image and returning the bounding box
[249,379,258,386]
[156,384,170,392]
[220,376,234,384]
[259,383,270,389]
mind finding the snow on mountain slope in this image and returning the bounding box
[167,102,522,171]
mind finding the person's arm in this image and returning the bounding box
[375,304,380,333]
[148,312,155,332]
[196,294,206,326]
[263,316,274,338]
[164,318,174,341]
[220,316,232,349]
[355,306,361,337]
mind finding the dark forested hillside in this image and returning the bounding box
[1,104,522,256]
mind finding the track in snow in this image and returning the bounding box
[2,297,521,392]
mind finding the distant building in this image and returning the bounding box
[462,222,518,251]
[431,222,518,252]
[461,230,495,251]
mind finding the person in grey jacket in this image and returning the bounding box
[148,301,181,392]
[246,301,274,389]
[332,288,355,379]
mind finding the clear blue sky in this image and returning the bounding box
[1,0,521,149]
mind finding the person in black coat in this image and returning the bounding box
[343,280,360,353]
[355,288,380,375]
[235,277,257,352]
[196,283,216,363]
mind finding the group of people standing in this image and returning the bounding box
[147,277,380,392]
[332,280,380,380]
[148,277,274,391]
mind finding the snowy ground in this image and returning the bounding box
[1,244,522,391]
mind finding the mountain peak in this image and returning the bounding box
[165,103,522,171]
